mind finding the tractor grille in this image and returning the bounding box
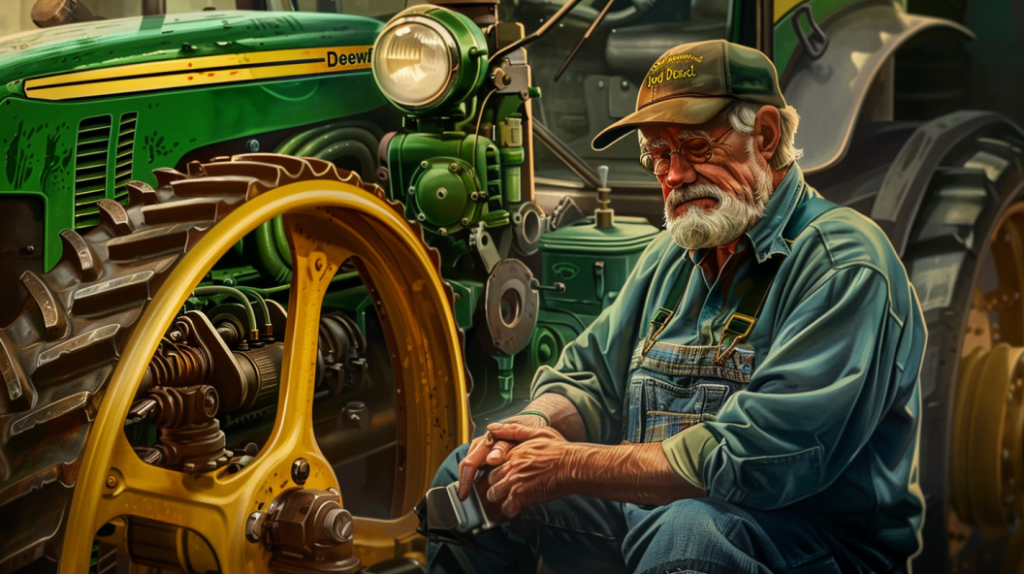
[113,113,137,205]
[73,115,112,229]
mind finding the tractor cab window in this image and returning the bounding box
[506,0,731,188]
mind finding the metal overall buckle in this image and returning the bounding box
[642,307,674,356]
[715,312,756,365]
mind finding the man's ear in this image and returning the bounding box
[752,106,782,164]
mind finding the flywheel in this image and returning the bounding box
[0,154,469,573]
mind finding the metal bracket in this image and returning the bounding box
[793,5,829,61]
[469,222,502,274]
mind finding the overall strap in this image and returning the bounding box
[715,196,841,363]
[641,259,695,356]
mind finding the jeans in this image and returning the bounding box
[426,444,903,574]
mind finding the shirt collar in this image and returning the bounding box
[687,163,809,266]
[745,163,808,263]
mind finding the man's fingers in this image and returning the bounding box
[488,460,510,484]
[457,434,495,500]
[487,423,548,444]
[484,440,514,466]
[487,470,514,502]
[500,485,523,518]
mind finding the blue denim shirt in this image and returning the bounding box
[531,165,927,562]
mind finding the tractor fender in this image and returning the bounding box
[871,111,1024,256]
[783,1,973,176]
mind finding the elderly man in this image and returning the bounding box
[427,40,926,574]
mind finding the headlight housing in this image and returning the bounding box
[372,5,488,114]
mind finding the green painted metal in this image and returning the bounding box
[538,215,660,318]
[0,10,386,271]
[1,68,386,271]
[0,11,383,88]
[772,0,865,75]
[386,131,510,238]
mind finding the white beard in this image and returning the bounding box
[664,149,775,251]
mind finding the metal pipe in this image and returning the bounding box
[192,286,259,340]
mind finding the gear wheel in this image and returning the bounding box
[0,154,461,572]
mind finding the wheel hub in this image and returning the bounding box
[952,343,1024,537]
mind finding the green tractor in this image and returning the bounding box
[0,0,1021,572]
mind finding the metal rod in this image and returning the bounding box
[554,0,617,82]
[488,0,588,64]
[532,120,602,189]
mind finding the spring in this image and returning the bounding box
[147,340,211,388]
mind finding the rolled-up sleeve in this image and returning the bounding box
[662,264,905,509]
[531,234,671,444]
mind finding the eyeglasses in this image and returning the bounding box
[639,128,734,175]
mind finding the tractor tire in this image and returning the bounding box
[877,115,1024,573]
[0,154,433,573]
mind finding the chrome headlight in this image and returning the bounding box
[372,6,488,114]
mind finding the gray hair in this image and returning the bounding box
[637,103,803,170]
[725,102,802,170]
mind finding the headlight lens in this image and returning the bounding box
[373,21,454,108]
[373,6,488,114]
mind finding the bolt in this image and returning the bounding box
[438,228,448,237]
[598,80,605,89]
[408,186,416,195]
[246,139,260,153]
[322,508,354,544]
[105,475,117,488]
[292,458,310,485]
[471,192,479,201]
[461,218,470,226]
[245,511,265,543]
[420,161,430,169]
[437,188,448,199]
[417,213,426,221]
[449,163,460,173]
[621,80,629,90]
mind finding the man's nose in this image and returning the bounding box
[664,153,697,190]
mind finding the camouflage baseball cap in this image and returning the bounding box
[592,39,786,150]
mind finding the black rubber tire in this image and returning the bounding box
[0,154,399,573]
[897,122,1024,573]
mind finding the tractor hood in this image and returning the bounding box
[0,11,383,98]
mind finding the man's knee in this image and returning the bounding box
[622,499,770,574]
[432,443,471,489]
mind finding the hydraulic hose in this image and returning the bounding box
[192,286,259,340]
[234,286,273,337]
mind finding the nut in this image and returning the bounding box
[292,458,310,485]
[245,511,266,543]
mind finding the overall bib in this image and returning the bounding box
[625,197,836,447]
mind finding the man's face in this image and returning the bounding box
[639,117,775,250]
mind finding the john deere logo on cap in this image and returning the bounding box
[645,54,703,89]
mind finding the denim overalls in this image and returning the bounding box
[624,197,836,448]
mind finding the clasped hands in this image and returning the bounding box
[457,416,576,519]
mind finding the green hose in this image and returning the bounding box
[256,122,383,287]
[193,286,259,340]
[256,221,292,284]
[235,286,272,337]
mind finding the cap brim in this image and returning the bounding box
[591,97,732,151]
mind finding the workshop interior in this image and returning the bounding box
[0,0,1023,572]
